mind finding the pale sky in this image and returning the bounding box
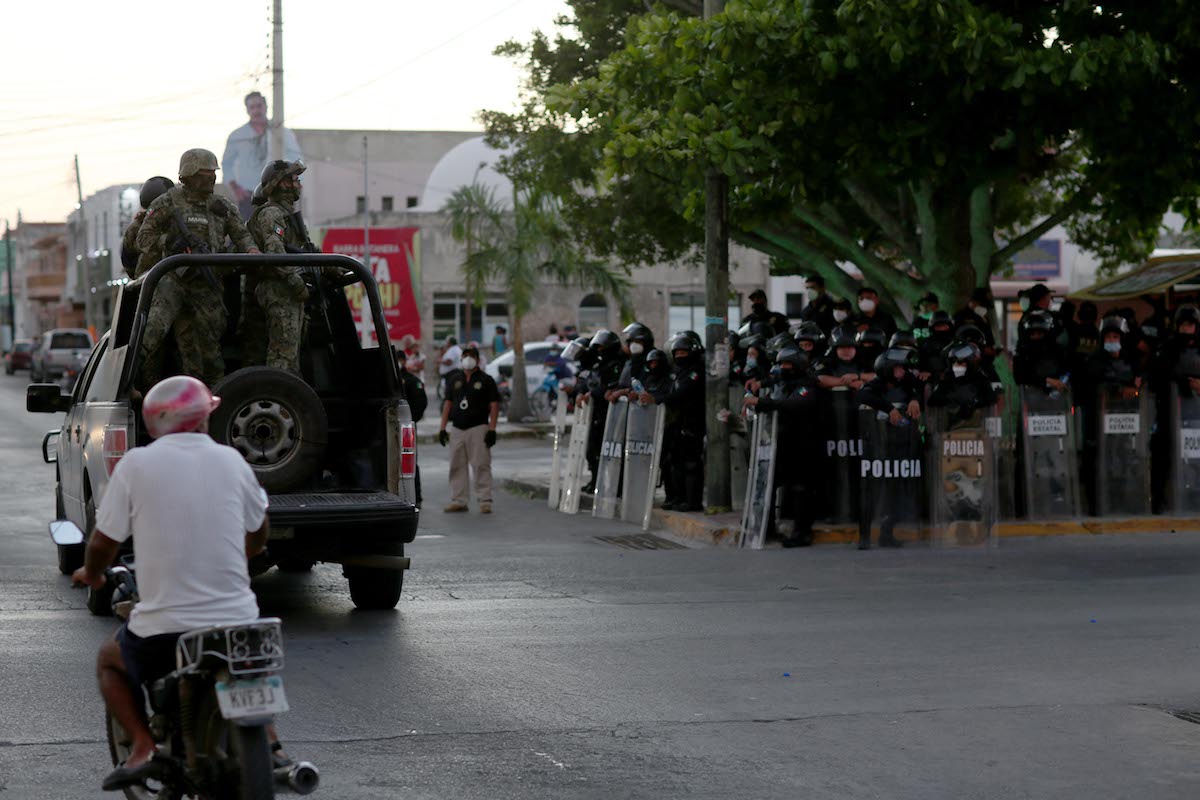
[0,0,570,223]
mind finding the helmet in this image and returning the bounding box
[855,327,886,349]
[943,340,982,364]
[1100,316,1130,336]
[621,322,654,348]
[259,159,306,196]
[1176,305,1199,327]
[829,328,857,350]
[765,332,793,359]
[142,376,221,439]
[139,176,174,210]
[873,347,918,375]
[562,336,590,363]
[667,332,704,355]
[178,148,219,179]
[794,321,827,349]
[646,348,669,375]
[250,183,267,207]
[954,323,986,345]
[889,331,917,351]
[1020,309,1056,334]
[672,330,704,348]
[929,310,954,330]
[589,329,621,354]
[740,333,766,354]
[775,345,810,372]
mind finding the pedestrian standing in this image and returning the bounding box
[396,348,429,507]
[492,325,509,356]
[438,346,500,513]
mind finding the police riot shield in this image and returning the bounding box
[1020,387,1081,519]
[1169,385,1200,515]
[621,401,666,529]
[821,387,861,523]
[986,390,1019,521]
[738,409,777,549]
[729,386,750,512]
[928,408,997,548]
[858,408,924,544]
[592,397,629,519]
[558,399,593,515]
[1095,386,1153,517]
[547,387,571,510]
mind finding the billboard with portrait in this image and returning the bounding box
[321,227,422,346]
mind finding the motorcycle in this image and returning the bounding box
[49,521,318,799]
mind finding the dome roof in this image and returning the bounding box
[417,136,514,212]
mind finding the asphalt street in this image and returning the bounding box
[3,370,1200,798]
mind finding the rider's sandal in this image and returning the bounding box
[101,754,165,791]
[271,740,293,770]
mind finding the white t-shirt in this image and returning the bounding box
[439,344,463,375]
[96,433,268,638]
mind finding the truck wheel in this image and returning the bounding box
[209,367,328,493]
[346,568,404,610]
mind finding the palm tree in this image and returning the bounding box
[443,181,629,421]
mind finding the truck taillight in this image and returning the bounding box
[400,422,416,478]
[103,427,128,476]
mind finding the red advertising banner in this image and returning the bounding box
[321,228,421,346]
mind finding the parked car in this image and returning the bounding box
[28,253,418,611]
[30,328,93,383]
[4,338,34,374]
[485,341,565,400]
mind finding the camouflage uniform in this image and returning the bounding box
[244,197,308,373]
[136,183,256,387]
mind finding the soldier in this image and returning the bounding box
[661,333,706,511]
[120,176,174,280]
[244,159,313,374]
[136,148,260,388]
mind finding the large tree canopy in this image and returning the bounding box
[490,0,1200,312]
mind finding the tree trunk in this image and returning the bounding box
[507,314,533,422]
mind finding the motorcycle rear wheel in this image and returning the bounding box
[194,691,275,799]
[105,712,180,800]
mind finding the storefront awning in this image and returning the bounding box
[1071,249,1200,301]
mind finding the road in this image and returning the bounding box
[2,370,1200,798]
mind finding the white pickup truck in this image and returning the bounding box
[28,253,419,610]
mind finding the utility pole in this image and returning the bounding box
[269,0,285,161]
[74,154,93,337]
[702,0,731,512]
[361,135,371,347]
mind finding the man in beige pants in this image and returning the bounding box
[437,345,501,513]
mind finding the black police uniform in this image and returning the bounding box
[399,364,429,504]
[927,369,997,422]
[800,293,836,336]
[854,309,898,341]
[617,352,648,391]
[445,368,501,430]
[662,358,705,511]
[744,303,789,336]
[756,368,823,545]
[584,353,626,491]
[1013,338,1071,389]
[1078,345,1140,515]
[856,370,924,547]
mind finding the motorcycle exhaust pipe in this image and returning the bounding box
[275,761,320,794]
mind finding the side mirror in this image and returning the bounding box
[48,520,86,546]
[27,384,71,414]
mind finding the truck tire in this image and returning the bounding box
[209,367,328,493]
[346,568,404,610]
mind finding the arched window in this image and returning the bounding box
[578,294,608,332]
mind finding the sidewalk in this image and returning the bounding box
[416,420,557,444]
[503,472,1200,548]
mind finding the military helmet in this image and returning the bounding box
[889,330,917,351]
[138,176,174,210]
[589,329,620,353]
[954,323,986,345]
[178,148,218,179]
[943,340,982,364]
[1100,315,1130,336]
[259,159,306,196]
[794,321,827,348]
[1021,308,1056,334]
[829,328,857,349]
[856,327,886,348]
[874,347,918,375]
[621,321,654,347]
[775,345,810,372]
[250,183,267,207]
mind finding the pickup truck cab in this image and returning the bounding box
[29,253,418,610]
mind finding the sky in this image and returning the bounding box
[0,0,571,223]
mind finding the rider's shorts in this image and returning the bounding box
[116,623,181,692]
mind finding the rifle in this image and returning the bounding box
[168,208,222,293]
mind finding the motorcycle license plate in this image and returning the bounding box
[215,676,289,720]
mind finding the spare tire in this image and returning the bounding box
[209,367,328,493]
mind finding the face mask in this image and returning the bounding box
[752,302,767,315]
[1019,297,1031,312]
[461,356,478,370]
[1103,341,1121,354]
[952,365,968,378]
[859,298,876,313]
[806,288,820,301]
[973,304,988,319]
[187,174,216,195]
[745,357,758,369]
[833,310,849,323]
[629,342,644,355]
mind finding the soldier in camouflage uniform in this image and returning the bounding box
[243,159,311,374]
[119,176,173,280]
[136,148,260,388]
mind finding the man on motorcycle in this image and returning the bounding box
[72,376,271,790]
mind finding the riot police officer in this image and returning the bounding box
[1079,316,1141,514]
[918,310,956,379]
[794,321,827,357]
[135,148,261,388]
[661,334,706,511]
[927,341,997,422]
[742,346,823,546]
[614,322,654,397]
[854,327,886,376]
[744,289,788,335]
[580,330,626,493]
[1013,309,1071,392]
[800,275,836,335]
[816,328,867,390]
[396,347,428,506]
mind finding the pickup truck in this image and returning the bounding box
[30,328,94,383]
[28,253,418,611]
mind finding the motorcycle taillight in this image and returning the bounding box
[400,422,416,478]
[103,427,128,476]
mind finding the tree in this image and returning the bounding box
[493,0,1200,314]
[442,182,631,421]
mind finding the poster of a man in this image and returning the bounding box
[221,91,304,219]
